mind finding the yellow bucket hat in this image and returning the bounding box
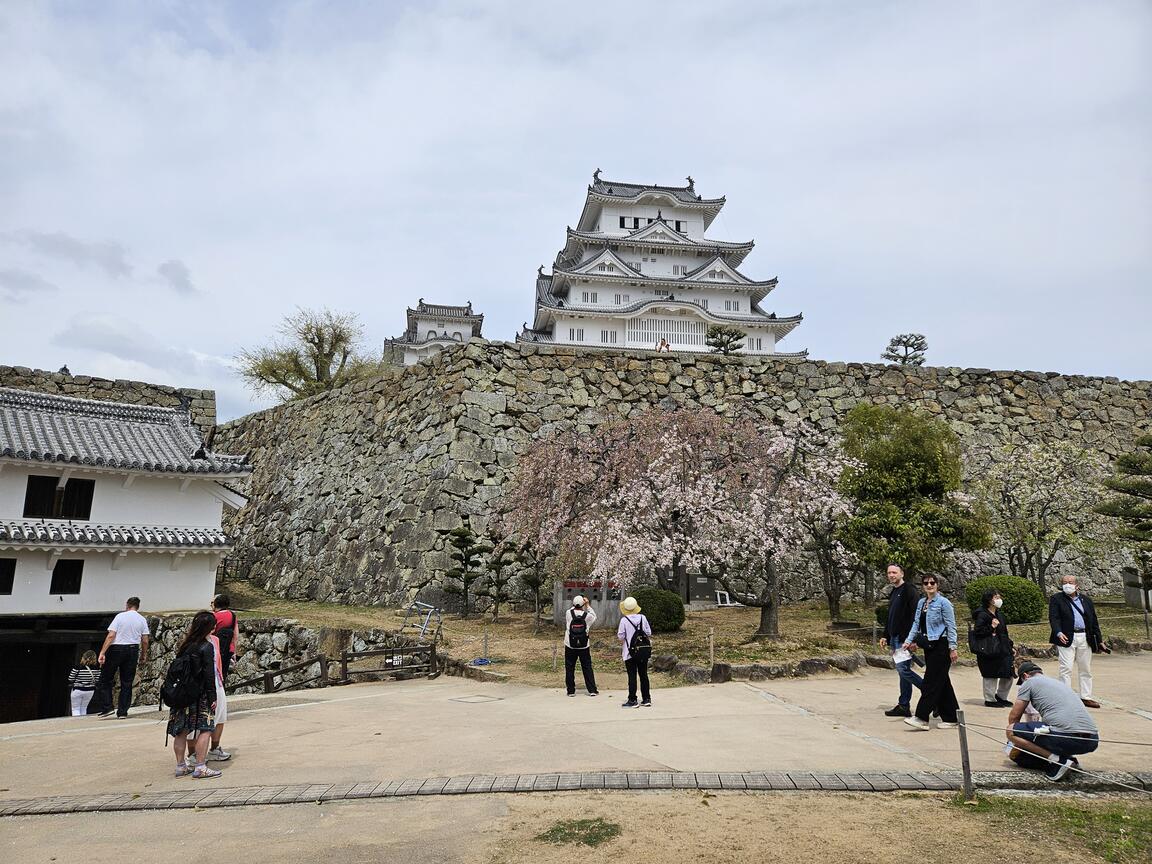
[619,596,641,614]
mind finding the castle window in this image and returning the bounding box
[619,217,627,228]
[581,291,598,304]
[23,476,95,521]
[568,327,585,341]
[654,289,670,297]
[675,221,685,232]
[597,263,608,271]
[600,330,617,344]
[49,560,83,595]
[724,300,741,312]
[698,298,709,310]
[0,558,14,595]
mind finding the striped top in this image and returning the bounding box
[67,666,100,691]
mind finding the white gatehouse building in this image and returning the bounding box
[517,172,804,354]
[395,299,485,366]
[0,387,251,721]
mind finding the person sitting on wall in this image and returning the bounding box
[1005,661,1099,782]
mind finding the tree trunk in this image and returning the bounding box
[827,589,842,621]
[862,567,875,606]
[753,601,779,640]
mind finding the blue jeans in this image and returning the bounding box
[1012,722,1099,758]
[896,659,924,707]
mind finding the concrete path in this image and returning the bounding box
[1,654,1149,811]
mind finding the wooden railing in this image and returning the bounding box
[226,644,438,695]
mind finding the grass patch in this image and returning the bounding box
[954,794,1152,864]
[535,817,622,847]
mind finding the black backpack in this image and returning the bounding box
[568,610,589,650]
[626,615,651,659]
[160,648,203,710]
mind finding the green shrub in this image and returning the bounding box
[632,586,685,633]
[964,575,1046,624]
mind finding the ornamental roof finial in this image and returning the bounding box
[686,175,695,193]
[537,264,544,276]
[592,168,601,183]
[418,297,424,306]
[466,300,472,312]
[657,209,664,221]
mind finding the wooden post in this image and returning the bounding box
[317,654,328,687]
[263,671,275,694]
[552,643,558,672]
[709,627,715,668]
[956,709,975,801]
[482,629,489,661]
[872,622,878,648]
[340,651,349,684]
[1144,608,1150,641]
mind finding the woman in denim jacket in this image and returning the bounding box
[901,575,959,730]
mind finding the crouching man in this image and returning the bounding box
[1005,661,1099,782]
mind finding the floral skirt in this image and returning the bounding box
[166,690,215,737]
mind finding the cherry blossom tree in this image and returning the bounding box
[972,439,1109,591]
[503,408,854,639]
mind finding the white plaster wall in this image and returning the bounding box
[0,466,224,527]
[0,549,218,615]
[597,203,704,238]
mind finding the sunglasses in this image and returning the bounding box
[922,580,938,586]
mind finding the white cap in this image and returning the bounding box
[572,595,585,607]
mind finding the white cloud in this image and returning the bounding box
[157,258,196,294]
[0,267,58,301]
[0,0,1148,420]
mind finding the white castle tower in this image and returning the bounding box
[517,171,803,355]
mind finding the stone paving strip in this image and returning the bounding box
[2,770,1149,817]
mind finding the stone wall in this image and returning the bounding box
[0,365,216,430]
[133,615,421,705]
[214,341,1152,606]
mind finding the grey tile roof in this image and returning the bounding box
[0,388,250,475]
[590,178,724,205]
[0,519,231,550]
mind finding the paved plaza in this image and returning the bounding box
[2,655,1149,805]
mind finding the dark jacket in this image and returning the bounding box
[972,608,1014,678]
[1048,591,1103,651]
[883,582,919,645]
[189,641,217,698]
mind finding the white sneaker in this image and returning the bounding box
[937,721,959,729]
[903,716,930,731]
[207,747,231,761]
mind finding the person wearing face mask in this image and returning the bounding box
[1048,575,1108,708]
[901,575,959,731]
[971,589,1014,707]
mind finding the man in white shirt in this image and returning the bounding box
[91,597,150,718]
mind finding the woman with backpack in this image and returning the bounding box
[167,610,222,779]
[564,595,599,697]
[616,596,652,708]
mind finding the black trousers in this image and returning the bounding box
[92,645,139,717]
[221,651,234,679]
[564,647,598,694]
[914,638,958,723]
[625,654,651,703]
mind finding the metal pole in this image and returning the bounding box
[709,627,715,668]
[956,709,975,801]
[482,629,489,661]
[552,643,558,672]
[1144,608,1150,642]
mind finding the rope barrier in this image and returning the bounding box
[955,719,1152,747]
[958,720,1152,797]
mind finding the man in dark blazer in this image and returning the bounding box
[879,564,922,717]
[1049,574,1108,709]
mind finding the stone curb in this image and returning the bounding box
[2,770,1147,818]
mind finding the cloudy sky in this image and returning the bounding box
[2,1,1149,421]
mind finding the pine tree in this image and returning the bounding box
[443,521,492,618]
[476,542,517,621]
[705,325,745,355]
[1095,434,1152,606]
[881,333,928,366]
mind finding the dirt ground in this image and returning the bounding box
[5,792,1142,864]
[476,792,1141,864]
[222,582,1151,687]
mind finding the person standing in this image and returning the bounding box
[211,594,240,680]
[1048,575,1107,708]
[1006,661,1099,782]
[879,564,923,717]
[92,597,150,718]
[972,589,1014,707]
[616,596,653,708]
[67,650,100,716]
[169,611,222,779]
[563,595,599,697]
[901,576,959,731]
